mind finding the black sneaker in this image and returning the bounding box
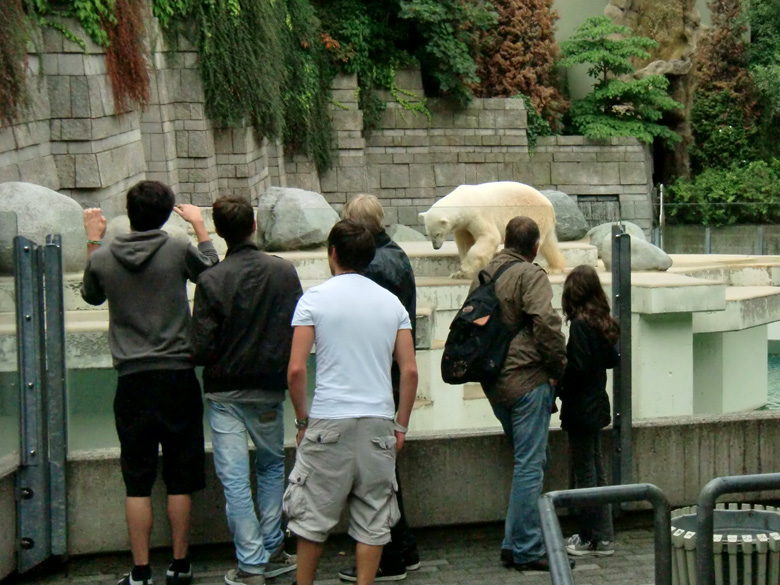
[514,557,576,572]
[118,574,154,585]
[403,549,420,571]
[338,564,407,582]
[166,563,192,585]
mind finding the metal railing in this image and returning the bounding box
[695,473,780,585]
[538,483,672,585]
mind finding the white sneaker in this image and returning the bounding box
[565,534,595,557]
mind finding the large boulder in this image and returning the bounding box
[257,187,338,251]
[387,224,427,242]
[0,182,86,274]
[541,190,588,241]
[104,209,230,255]
[587,221,647,258]
[601,234,672,271]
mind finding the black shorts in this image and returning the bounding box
[114,369,206,497]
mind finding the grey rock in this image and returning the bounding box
[0,182,86,274]
[541,190,588,241]
[387,224,427,242]
[601,234,673,271]
[103,214,192,247]
[256,187,338,251]
[587,221,647,258]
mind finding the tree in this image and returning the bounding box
[472,0,568,128]
[559,16,682,145]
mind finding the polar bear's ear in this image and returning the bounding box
[418,211,426,220]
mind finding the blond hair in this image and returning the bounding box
[342,194,385,235]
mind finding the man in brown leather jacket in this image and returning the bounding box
[477,216,567,572]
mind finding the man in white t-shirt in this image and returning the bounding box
[285,220,418,585]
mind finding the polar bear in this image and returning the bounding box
[418,181,565,279]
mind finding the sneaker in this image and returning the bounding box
[594,540,615,557]
[403,548,421,571]
[225,568,266,585]
[565,534,595,557]
[265,546,297,578]
[514,557,575,572]
[500,549,514,567]
[166,562,192,585]
[117,574,153,585]
[338,565,407,582]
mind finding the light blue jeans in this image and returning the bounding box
[491,382,554,565]
[208,400,285,574]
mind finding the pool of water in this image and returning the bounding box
[764,354,780,410]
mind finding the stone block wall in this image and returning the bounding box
[0,17,655,230]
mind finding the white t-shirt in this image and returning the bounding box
[291,273,411,419]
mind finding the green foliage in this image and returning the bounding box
[559,17,682,146]
[688,90,756,173]
[398,0,496,105]
[666,160,780,225]
[315,0,495,131]
[172,0,333,171]
[69,0,116,46]
[512,94,551,152]
[0,0,30,125]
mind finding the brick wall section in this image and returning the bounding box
[0,19,654,229]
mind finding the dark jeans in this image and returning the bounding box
[568,430,614,543]
[381,387,417,569]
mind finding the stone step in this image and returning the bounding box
[281,240,597,280]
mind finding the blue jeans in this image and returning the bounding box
[208,400,285,574]
[491,382,554,564]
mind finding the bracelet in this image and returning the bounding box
[87,239,102,246]
[393,421,409,433]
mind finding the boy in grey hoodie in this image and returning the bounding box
[81,180,219,585]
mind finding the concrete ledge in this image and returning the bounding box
[694,287,780,333]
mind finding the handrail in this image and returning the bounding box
[539,483,672,585]
[695,472,780,585]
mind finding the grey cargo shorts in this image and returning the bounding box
[283,417,400,545]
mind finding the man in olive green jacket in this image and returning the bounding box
[477,216,567,572]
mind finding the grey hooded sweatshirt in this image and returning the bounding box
[81,230,219,375]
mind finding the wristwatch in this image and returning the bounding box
[294,417,309,430]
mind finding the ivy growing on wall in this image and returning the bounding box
[0,0,30,126]
[314,0,496,132]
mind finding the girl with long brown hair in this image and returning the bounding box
[559,264,619,557]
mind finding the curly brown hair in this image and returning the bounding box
[561,265,619,345]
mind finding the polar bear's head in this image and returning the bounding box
[419,211,451,250]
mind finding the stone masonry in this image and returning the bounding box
[0,16,655,231]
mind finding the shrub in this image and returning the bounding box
[559,16,682,145]
[472,0,568,129]
[666,160,780,225]
[512,94,552,152]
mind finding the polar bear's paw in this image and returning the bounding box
[449,269,472,280]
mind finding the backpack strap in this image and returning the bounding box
[490,260,521,284]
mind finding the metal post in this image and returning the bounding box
[705,226,712,254]
[758,225,765,256]
[14,236,51,572]
[539,484,672,585]
[43,235,67,556]
[695,473,780,585]
[611,226,632,488]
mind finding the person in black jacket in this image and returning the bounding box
[191,197,302,585]
[559,265,619,558]
[338,194,420,582]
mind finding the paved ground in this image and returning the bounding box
[7,514,659,585]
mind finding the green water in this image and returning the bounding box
[2,353,780,459]
[765,354,780,410]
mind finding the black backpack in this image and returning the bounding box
[441,261,521,385]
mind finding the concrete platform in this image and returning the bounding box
[6,519,658,585]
